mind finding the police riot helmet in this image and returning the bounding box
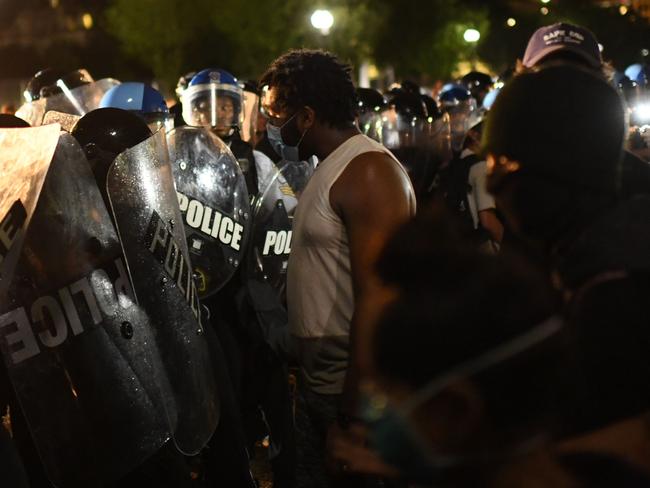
[357,88,387,114]
[356,88,387,142]
[400,80,423,95]
[420,94,443,120]
[181,68,243,137]
[71,108,152,201]
[420,94,451,157]
[382,89,428,148]
[24,68,94,103]
[439,83,473,107]
[386,90,427,119]
[100,82,171,133]
[461,71,493,104]
[438,83,479,152]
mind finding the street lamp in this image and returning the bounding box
[463,28,480,43]
[311,9,334,35]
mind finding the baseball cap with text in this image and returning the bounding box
[522,22,603,69]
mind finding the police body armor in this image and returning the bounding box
[0,124,218,487]
[166,126,251,297]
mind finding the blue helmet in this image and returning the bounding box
[100,82,170,132]
[438,83,473,106]
[438,83,479,152]
[181,68,243,136]
[625,64,643,81]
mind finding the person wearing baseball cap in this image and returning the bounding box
[522,22,603,70]
[483,63,650,473]
[516,21,650,203]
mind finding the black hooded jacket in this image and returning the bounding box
[554,196,650,436]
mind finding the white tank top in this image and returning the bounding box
[287,134,412,394]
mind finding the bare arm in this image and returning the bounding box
[329,151,415,416]
[478,208,504,244]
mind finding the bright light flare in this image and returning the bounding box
[463,28,481,43]
[634,103,650,123]
[82,13,93,30]
[507,18,517,27]
[311,9,334,35]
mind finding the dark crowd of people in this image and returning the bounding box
[1,19,650,488]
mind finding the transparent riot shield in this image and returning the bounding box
[0,133,173,487]
[107,129,219,454]
[248,160,313,297]
[166,126,251,297]
[0,125,61,295]
[42,111,81,133]
[16,79,120,127]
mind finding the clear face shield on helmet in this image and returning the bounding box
[182,83,244,137]
[17,73,120,127]
[380,107,427,149]
[142,112,175,135]
[424,112,452,162]
[358,110,385,143]
[442,98,480,153]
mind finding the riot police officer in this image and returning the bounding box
[356,87,387,143]
[381,88,451,205]
[183,68,296,487]
[182,68,265,193]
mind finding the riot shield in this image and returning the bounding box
[107,129,219,454]
[16,79,119,127]
[0,133,173,487]
[0,125,61,295]
[248,160,313,297]
[166,126,251,297]
[42,111,81,133]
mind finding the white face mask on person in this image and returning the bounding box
[266,111,310,162]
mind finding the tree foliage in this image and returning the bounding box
[105,0,381,85]
[372,0,488,80]
[105,0,650,86]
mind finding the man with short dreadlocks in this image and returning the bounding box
[260,49,416,487]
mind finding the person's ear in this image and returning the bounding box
[299,106,316,131]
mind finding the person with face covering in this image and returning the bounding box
[483,64,650,477]
[332,207,650,487]
[259,49,416,487]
